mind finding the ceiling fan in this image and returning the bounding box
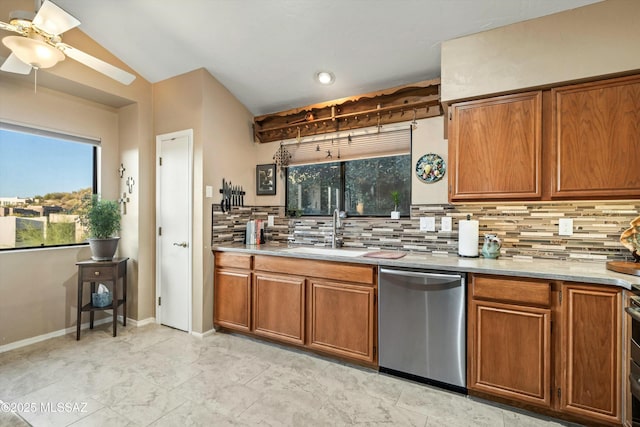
[0,0,135,85]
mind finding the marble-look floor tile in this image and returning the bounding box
[0,325,574,427]
[236,385,326,426]
[131,351,204,389]
[321,387,428,426]
[90,373,165,407]
[67,407,136,427]
[397,384,505,426]
[0,360,61,403]
[317,362,405,404]
[502,407,570,427]
[190,350,271,385]
[0,407,29,427]
[108,384,187,425]
[150,399,253,427]
[171,379,262,418]
[12,382,103,427]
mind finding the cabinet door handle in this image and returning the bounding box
[173,242,188,248]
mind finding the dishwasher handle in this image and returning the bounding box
[380,268,463,282]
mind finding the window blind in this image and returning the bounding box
[285,126,411,166]
[0,121,100,145]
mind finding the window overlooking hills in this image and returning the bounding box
[0,124,98,250]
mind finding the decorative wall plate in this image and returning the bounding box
[416,153,446,183]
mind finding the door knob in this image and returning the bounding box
[173,242,188,248]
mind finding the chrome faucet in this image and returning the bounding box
[332,208,342,248]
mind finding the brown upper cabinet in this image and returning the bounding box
[448,91,542,201]
[448,74,640,202]
[551,75,640,199]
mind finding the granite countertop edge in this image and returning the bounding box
[212,243,640,290]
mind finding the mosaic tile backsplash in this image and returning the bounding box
[212,201,640,262]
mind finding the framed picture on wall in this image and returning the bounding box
[256,163,276,195]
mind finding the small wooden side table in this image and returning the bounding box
[76,257,129,340]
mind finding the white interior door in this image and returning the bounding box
[156,130,192,332]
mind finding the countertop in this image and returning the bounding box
[213,243,640,290]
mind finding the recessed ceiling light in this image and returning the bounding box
[316,71,335,85]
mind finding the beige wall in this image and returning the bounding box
[153,69,254,334]
[441,0,640,102]
[411,117,448,205]
[0,0,154,347]
[0,80,119,345]
[201,71,254,332]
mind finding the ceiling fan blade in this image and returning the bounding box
[58,43,136,85]
[33,0,80,35]
[0,20,19,33]
[0,52,33,74]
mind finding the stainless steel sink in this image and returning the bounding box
[281,247,369,258]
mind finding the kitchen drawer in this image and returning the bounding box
[254,255,375,285]
[81,266,115,281]
[215,252,252,270]
[471,274,551,307]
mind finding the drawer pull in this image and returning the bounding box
[94,271,100,276]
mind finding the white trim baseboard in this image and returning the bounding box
[190,328,215,339]
[0,316,158,353]
[128,317,156,327]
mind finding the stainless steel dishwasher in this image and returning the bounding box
[378,267,466,393]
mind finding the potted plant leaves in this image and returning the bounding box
[390,190,401,219]
[82,195,121,260]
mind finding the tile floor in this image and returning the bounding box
[0,323,577,427]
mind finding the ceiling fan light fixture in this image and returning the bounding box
[316,71,335,85]
[8,10,36,30]
[3,35,64,69]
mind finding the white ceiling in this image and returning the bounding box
[51,0,600,115]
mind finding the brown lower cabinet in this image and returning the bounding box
[468,274,623,426]
[253,272,305,345]
[308,279,376,363]
[213,269,251,331]
[213,251,377,366]
[560,284,622,425]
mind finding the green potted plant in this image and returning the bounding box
[390,190,401,219]
[82,195,121,260]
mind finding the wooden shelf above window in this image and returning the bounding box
[253,78,442,143]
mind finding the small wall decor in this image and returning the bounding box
[416,153,446,183]
[126,176,135,194]
[118,163,126,178]
[256,164,276,195]
[118,192,130,215]
[272,143,292,177]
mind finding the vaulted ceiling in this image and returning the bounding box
[11,0,601,115]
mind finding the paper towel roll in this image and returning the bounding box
[458,219,479,257]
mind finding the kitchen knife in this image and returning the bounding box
[240,186,243,206]
[227,181,232,211]
[234,185,238,206]
[220,178,226,213]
